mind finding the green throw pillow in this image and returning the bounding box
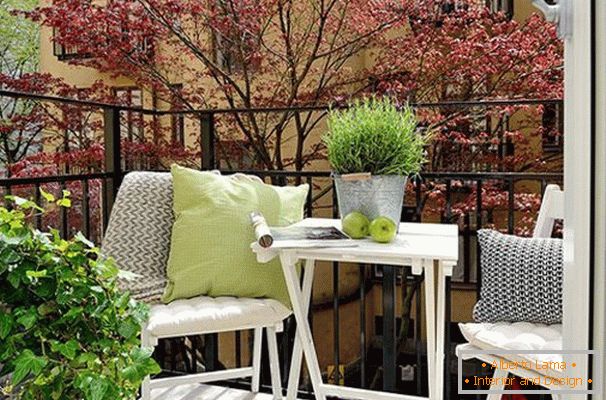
[162,165,309,307]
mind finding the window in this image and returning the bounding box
[112,87,143,142]
[169,84,185,145]
[486,0,513,19]
[54,0,151,61]
[440,1,472,13]
[53,28,91,60]
[211,1,260,73]
[542,102,564,153]
[213,31,248,73]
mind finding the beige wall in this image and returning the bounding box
[514,0,539,21]
[40,27,137,90]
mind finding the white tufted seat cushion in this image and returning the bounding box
[459,322,564,374]
[144,296,291,338]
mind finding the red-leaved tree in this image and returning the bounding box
[26,0,562,171]
[18,0,565,237]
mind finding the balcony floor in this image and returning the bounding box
[151,384,293,400]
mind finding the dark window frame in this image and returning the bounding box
[542,102,564,153]
[111,86,144,143]
[212,30,245,74]
[52,27,92,61]
[485,0,514,19]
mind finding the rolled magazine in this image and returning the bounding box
[250,211,274,248]
[250,211,356,249]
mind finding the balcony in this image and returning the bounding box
[0,90,565,399]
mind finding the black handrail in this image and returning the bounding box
[0,89,563,116]
[0,172,113,185]
[0,170,564,185]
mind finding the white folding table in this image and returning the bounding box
[253,218,458,400]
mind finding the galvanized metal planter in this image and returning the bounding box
[333,174,407,227]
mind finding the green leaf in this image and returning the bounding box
[131,346,154,362]
[0,247,21,264]
[50,339,79,360]
[95,259,120,280]
[117,269,139,281]
[0,338,16,362]
[56,198,71,208]
[89,285,104,293]
[76,352,98,366]
[0,312,13,339]
[74,232,94,248]
[39,188,55,203]
[16,307,37,330]
[1,232,29,245]
[37,302,56,316]
[76,373,110,400]
[62,340,79,360]
[89,376,110,400]
[7,195,27,206]
[7,270,21,288]
[63,307,83,320]
[117,320,138,339]
[6,195,43,211]
[26,269,47,279]
[12,349,48,386]
[122,347,161,383]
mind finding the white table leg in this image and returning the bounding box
[280,252,327,400]
[286,259,315,400]
[421,259,436,400]
[435,262,446,400]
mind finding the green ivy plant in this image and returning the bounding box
[0,191,160,399]
[324,97,427,175]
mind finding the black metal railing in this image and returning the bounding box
[0,89,563,399]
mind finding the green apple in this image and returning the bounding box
[369,216,397,243]
[342,211,370,239]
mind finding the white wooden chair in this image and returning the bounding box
[457,184,564,399]
[102,172,289,400]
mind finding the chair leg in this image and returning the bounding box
[252,328,263,393]
[141,376,151,400]
[266,326,283,399]
[140,330,153,400]
[487,368,508,400]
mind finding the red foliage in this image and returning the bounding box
[11,0,565,236]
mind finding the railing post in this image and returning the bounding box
[200,106,218,373]
[104,107,122,211]
[200,112,216,170]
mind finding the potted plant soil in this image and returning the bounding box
[323,97,426,240]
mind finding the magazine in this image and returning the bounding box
[250,212,357,249]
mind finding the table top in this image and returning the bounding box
[254,218,459,266]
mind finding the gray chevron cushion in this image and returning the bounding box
[473,229,563,324]
[102,172,174,304]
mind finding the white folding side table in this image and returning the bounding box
[253,218,458,400]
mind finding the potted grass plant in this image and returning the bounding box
[323,97,426,239]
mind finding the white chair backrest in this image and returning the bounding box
[533,184,564,238]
